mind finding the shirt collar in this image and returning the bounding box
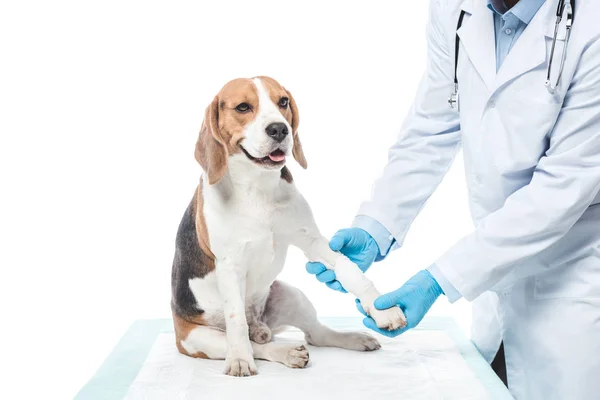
[487,0,546,24]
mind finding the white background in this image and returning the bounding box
[1,1,474,398]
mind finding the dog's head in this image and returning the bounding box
[195,76,306,184]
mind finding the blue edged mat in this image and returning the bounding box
[76,317,513,400]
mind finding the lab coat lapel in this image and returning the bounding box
[457,0,496,92]
[493,1,552,92]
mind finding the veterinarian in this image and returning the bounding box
[307,0,600,399]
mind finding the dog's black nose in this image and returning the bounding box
[265,122,289,143]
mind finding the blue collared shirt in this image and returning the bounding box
[488,0,546,71]
[354,0,546,302]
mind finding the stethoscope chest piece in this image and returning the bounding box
[449,83,460,111]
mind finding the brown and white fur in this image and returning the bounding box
[171,76,406,377]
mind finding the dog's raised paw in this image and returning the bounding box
[224,358,258,377]
[368,304,407,331]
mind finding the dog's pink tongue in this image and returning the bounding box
[268,150,286,162]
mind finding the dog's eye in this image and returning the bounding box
[235,103,251,113]
[278,97,289,109]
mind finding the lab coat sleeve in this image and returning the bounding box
[356,0,461,249]
[428,263,462,303]
[436,39,600,301]
[352,216,396,261]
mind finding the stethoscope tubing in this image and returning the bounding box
[450,0,575,108]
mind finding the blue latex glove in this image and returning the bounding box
[305,228,380,293]
[355,270,443,337]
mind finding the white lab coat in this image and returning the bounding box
[357,0,600,399]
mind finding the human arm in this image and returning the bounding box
[307,0,462,291]
[434,39,600,301]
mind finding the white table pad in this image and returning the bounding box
[76,317,514,400]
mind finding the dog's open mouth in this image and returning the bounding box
[241,146,286,166]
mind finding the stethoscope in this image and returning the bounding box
[449,0,575,110]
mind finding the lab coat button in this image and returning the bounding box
[505,28,513,35]
[489,101,496,108]
[475,175,482,184]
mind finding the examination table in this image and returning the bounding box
[76,317,513,399]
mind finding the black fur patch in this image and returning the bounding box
[171,194,214,320]
[280,166,293,183]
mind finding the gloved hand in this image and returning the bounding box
[356,270,443,337]
[305,228,380,293]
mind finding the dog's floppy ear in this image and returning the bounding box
[195,96,228,184]
[285,88,307,169]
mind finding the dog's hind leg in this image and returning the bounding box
[173,313,309,372]
[263,281,381,351]
[246,306,272,345]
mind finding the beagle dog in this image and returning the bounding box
[171,76,406,377]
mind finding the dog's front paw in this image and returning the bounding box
[249,321,272,344]
[224,357,257,377]
[364,303,407,331]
